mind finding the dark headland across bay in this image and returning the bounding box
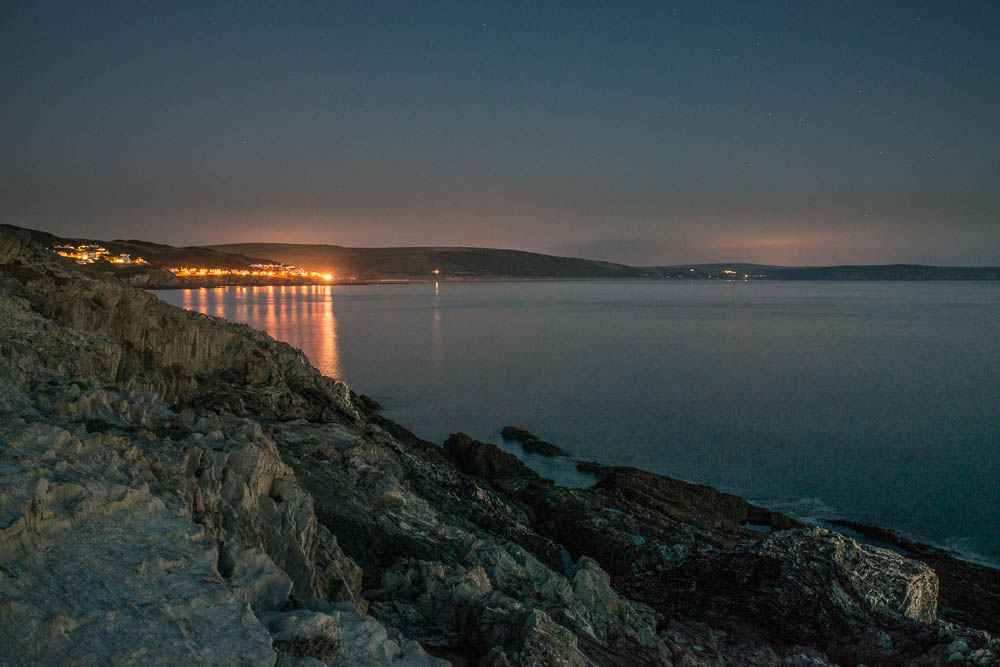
[5,224,998,287]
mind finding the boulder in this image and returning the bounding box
[652,527,939,642]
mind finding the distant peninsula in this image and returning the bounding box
[4,224,998,286]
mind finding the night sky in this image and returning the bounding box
[2,1,998,265]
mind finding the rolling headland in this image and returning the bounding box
[4,224,998,286]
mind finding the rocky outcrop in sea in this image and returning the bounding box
[0,226,997,666]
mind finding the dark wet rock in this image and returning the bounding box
[522,438,566,456]
[747,503,804,531]
[368,411,450,463]
[830,520,1000,637]
[368,549,670,665]
[350,389,383,413]
[283,425,670,663]
[500,426,535,441]
[501,425,568,456]
[474,462,808,603]
[438,441,1000,664]
[445,432,541,480]
[650,527,937,639]
[359,393,382,412]
[125,267,183,288]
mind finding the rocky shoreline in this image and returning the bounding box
[486,426,1000,639]
[1,225,998,665]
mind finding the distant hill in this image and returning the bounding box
[651,263,1000,280]
[759,264,1000,280]
[1,224,273,269]
[3,225,997,281]
[205,242,653,280]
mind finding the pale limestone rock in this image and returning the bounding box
[0,423,274,666]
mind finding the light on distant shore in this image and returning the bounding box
[432,269,440,274]
[167,263,334,281]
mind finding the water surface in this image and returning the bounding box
[156,281,1000,563]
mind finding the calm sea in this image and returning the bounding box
[156,281,1000,564]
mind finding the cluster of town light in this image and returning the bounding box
[688,267,759,279]
[167,263,334,281]
[51,246,761,283]
[51,244,147,265]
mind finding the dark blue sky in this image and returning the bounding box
[2,1,997,265]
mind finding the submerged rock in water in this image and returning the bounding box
[445,431,539,480]
[501,425,568,456]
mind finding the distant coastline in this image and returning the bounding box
[4,224,999,284]
[129,271,398,290]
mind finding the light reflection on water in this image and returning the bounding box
[433,282,442,374]
[177,284,342,379]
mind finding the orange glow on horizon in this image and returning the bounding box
[714,236,829,250]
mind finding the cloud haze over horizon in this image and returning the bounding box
[1,1,998,266]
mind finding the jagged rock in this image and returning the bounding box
[436,437,1000,664]
[501,426,568,457]
[368,540,671,664]
[219,543,294,614]
[516,609,590,666]
[0,423,274,666]
[651,527,938,635]
[0,229,444,665]
[125,267,183,288]
[265,601,447,666]
[4,242,360,423]
[356,392,383,412]
[185,435,364,608]
[830,520,1000,636]
[445,432,540,480]
[441,437,806,603]
[647,527,945,664]
[522,438,567,457]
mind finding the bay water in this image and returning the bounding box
[156,281,1000,563]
